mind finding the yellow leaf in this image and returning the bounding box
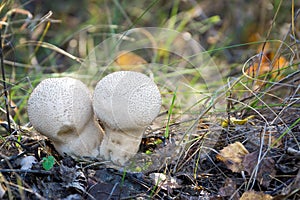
[221,115,255,128]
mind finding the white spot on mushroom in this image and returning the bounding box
[93,71,161,165]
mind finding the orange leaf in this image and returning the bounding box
[246,42,288,89]
[113,51,147,72]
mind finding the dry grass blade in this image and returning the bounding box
[0,31,12,134]
[22,41,83,63]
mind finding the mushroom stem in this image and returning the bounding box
[53,118,103,157]
[100,128,144,165]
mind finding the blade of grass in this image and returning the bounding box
[164,87,177,139]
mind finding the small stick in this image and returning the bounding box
[0,169,53,175]
[286,147,300,157]
[0,30,12,133]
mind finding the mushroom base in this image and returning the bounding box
[99,128,144,165]
[52,119,103,158]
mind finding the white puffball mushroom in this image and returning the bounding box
[27,77,103,158]
[93,71,161,165]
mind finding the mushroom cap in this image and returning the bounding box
[93,71,161,132]
[27,77,94,142]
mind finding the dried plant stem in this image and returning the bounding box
[0,30,12,133]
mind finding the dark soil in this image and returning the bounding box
[0,106,299,199]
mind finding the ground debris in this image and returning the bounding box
[216,141,249,173]
[218,178,240,200]
[243,151,276,187]
[240,190,273,200]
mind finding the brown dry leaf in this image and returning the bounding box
[218,178,240,200]
[240,190,273,200]
[242,151,276,187]
[216,142,249,173]
[113,51,147,72]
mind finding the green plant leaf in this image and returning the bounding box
[42,156,55,171]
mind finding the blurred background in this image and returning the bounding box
[0,0,299,125]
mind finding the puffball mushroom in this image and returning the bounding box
[93,71,161,165]
[27,77,103,157]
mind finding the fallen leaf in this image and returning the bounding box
[20,156,37,170]
[216,142,249,173]
[149,173,181,190]
[218,178,240,200]
[240,190,273,200]
[221,115,255,128]
[113,51,147,72]
[59,161,87,193]
[245,42,289,90]
[246,55,287,78]
[242,151,276,187]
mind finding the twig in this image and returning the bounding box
[106,182,119,200]
[286,147,300,157]
[0,30,12,133]
[1,177,47,200]
[0,169,53,175]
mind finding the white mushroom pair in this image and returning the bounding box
[27,71,161,165]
